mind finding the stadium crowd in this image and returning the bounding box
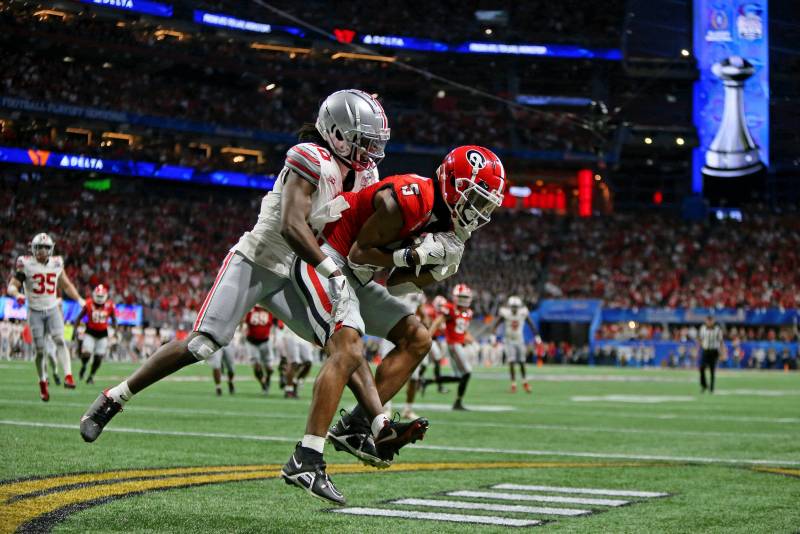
[0,3,596,153]
[2,173,799,325]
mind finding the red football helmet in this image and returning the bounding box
[452,283,473,308]
[92,284,108,305]
[436,146,505,233]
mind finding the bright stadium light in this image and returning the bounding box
[485,28,493,35]
[644,137,653,144]
[594,174,602,181]
[264,83,276,91]
[233,155,245,163]
[681,49,690,57]
[628,321,636,329]
[676,137,685,146]
[437,90,446,98]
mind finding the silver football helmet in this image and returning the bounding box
[507,295,523,308]
[315,89,390,171]
[30,232,54,260]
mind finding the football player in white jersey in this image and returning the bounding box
[0,320,12,360]
[81,90,433,505]
[493,295,537,393]
[7,233,85,401]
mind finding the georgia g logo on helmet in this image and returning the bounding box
[466,149,487,171]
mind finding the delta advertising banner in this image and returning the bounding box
[692,1,768,192]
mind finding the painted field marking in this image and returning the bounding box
[409,402,515,412]
[392,498,590,516]
[447,490,629,507]
[332,507,542,527]
[571,395,695,403]
[3,419,800,467]
[492,484,669,498]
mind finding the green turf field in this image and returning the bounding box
[1,360,798,533]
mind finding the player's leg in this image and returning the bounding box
[86,336,109,385]
[709,351,718,393]
[261,343,274,393]
[80,253,280,442]
[248,342,266,390]
[518,344,531,393]
[79,335,93,381]
[450,343,472,410]
[29,311,49,401]
[222,345,235,394]
[507,344,517,392]
[207,351,223,396]
[283,335,299,398]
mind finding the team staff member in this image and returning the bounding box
[698,315,724,393]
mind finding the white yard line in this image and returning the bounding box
[2,419,798,466]
[492,484,668,498]
[447,490,630,507]
[392,498,590,516]
[332,507,541,527]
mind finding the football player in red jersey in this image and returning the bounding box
[243,305,274,394]
[73,285,117,384]
[440,284,476,410]
[317,146,505,468]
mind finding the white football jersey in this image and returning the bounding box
[233,142,379,277]
[0,321,10,339]
[16,255,64,311]
[143,327,158,344]
[499,306,530,343]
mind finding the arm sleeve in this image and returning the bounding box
[285,144,322,187]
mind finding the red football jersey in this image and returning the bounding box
[85,300,115,332]
[323,174,435,257]
[245,306,273,342]
[442,301,472,345]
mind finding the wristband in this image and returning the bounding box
[392,248,412,268]
[315,257,338,278]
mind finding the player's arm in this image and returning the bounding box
[6,276,23,302]
[347,189,405,268]
[73,305,88,325]
[280,171,343,278]
[429,314,445,334]
[57,271,85,308]
[491,315,506,334]
[110,305,118,330]
[465,331,475,344]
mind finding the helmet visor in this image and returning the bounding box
[455,179,503,231]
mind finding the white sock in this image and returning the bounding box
[404,403,413,413]
[301,434,325,454]
[107,381,133,404]
[371,414,389,437]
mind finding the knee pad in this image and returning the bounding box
[187,334,221,361]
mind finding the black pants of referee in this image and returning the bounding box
[700,349,719,392]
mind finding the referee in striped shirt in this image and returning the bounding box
[698,315,724,393]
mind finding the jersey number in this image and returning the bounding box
[32,273,57,295]
[91,310,108,324]
[401,183,420,196]
[455,317,469,334]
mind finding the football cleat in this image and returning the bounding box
[64,374,76,389]
[281,442,346,506]
[39,380,49,402]
[228,382,235,395]
[327,409,389,469]
[53,373,61,386]
[80,391,122,442]
[86,376,95,385]
[523,382,532,394]
[374,414,429,463]
[510,383,517,393]
[453,399,468,411]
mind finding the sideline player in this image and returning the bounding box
[74,285,117,384]
[283,328,314,398]
[208,340,237,396]
[440,284,476,410]
[243,305,274,394]
[6,233,84,400]
[493,295,537,393]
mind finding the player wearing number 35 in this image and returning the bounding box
[6,233,85,401]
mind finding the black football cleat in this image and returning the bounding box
[452,399,468,411]
[374,414,430,463]
[281,442,345,506]
[327,410,389,469]
[80,391,122,442]
[53,373,61,386]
